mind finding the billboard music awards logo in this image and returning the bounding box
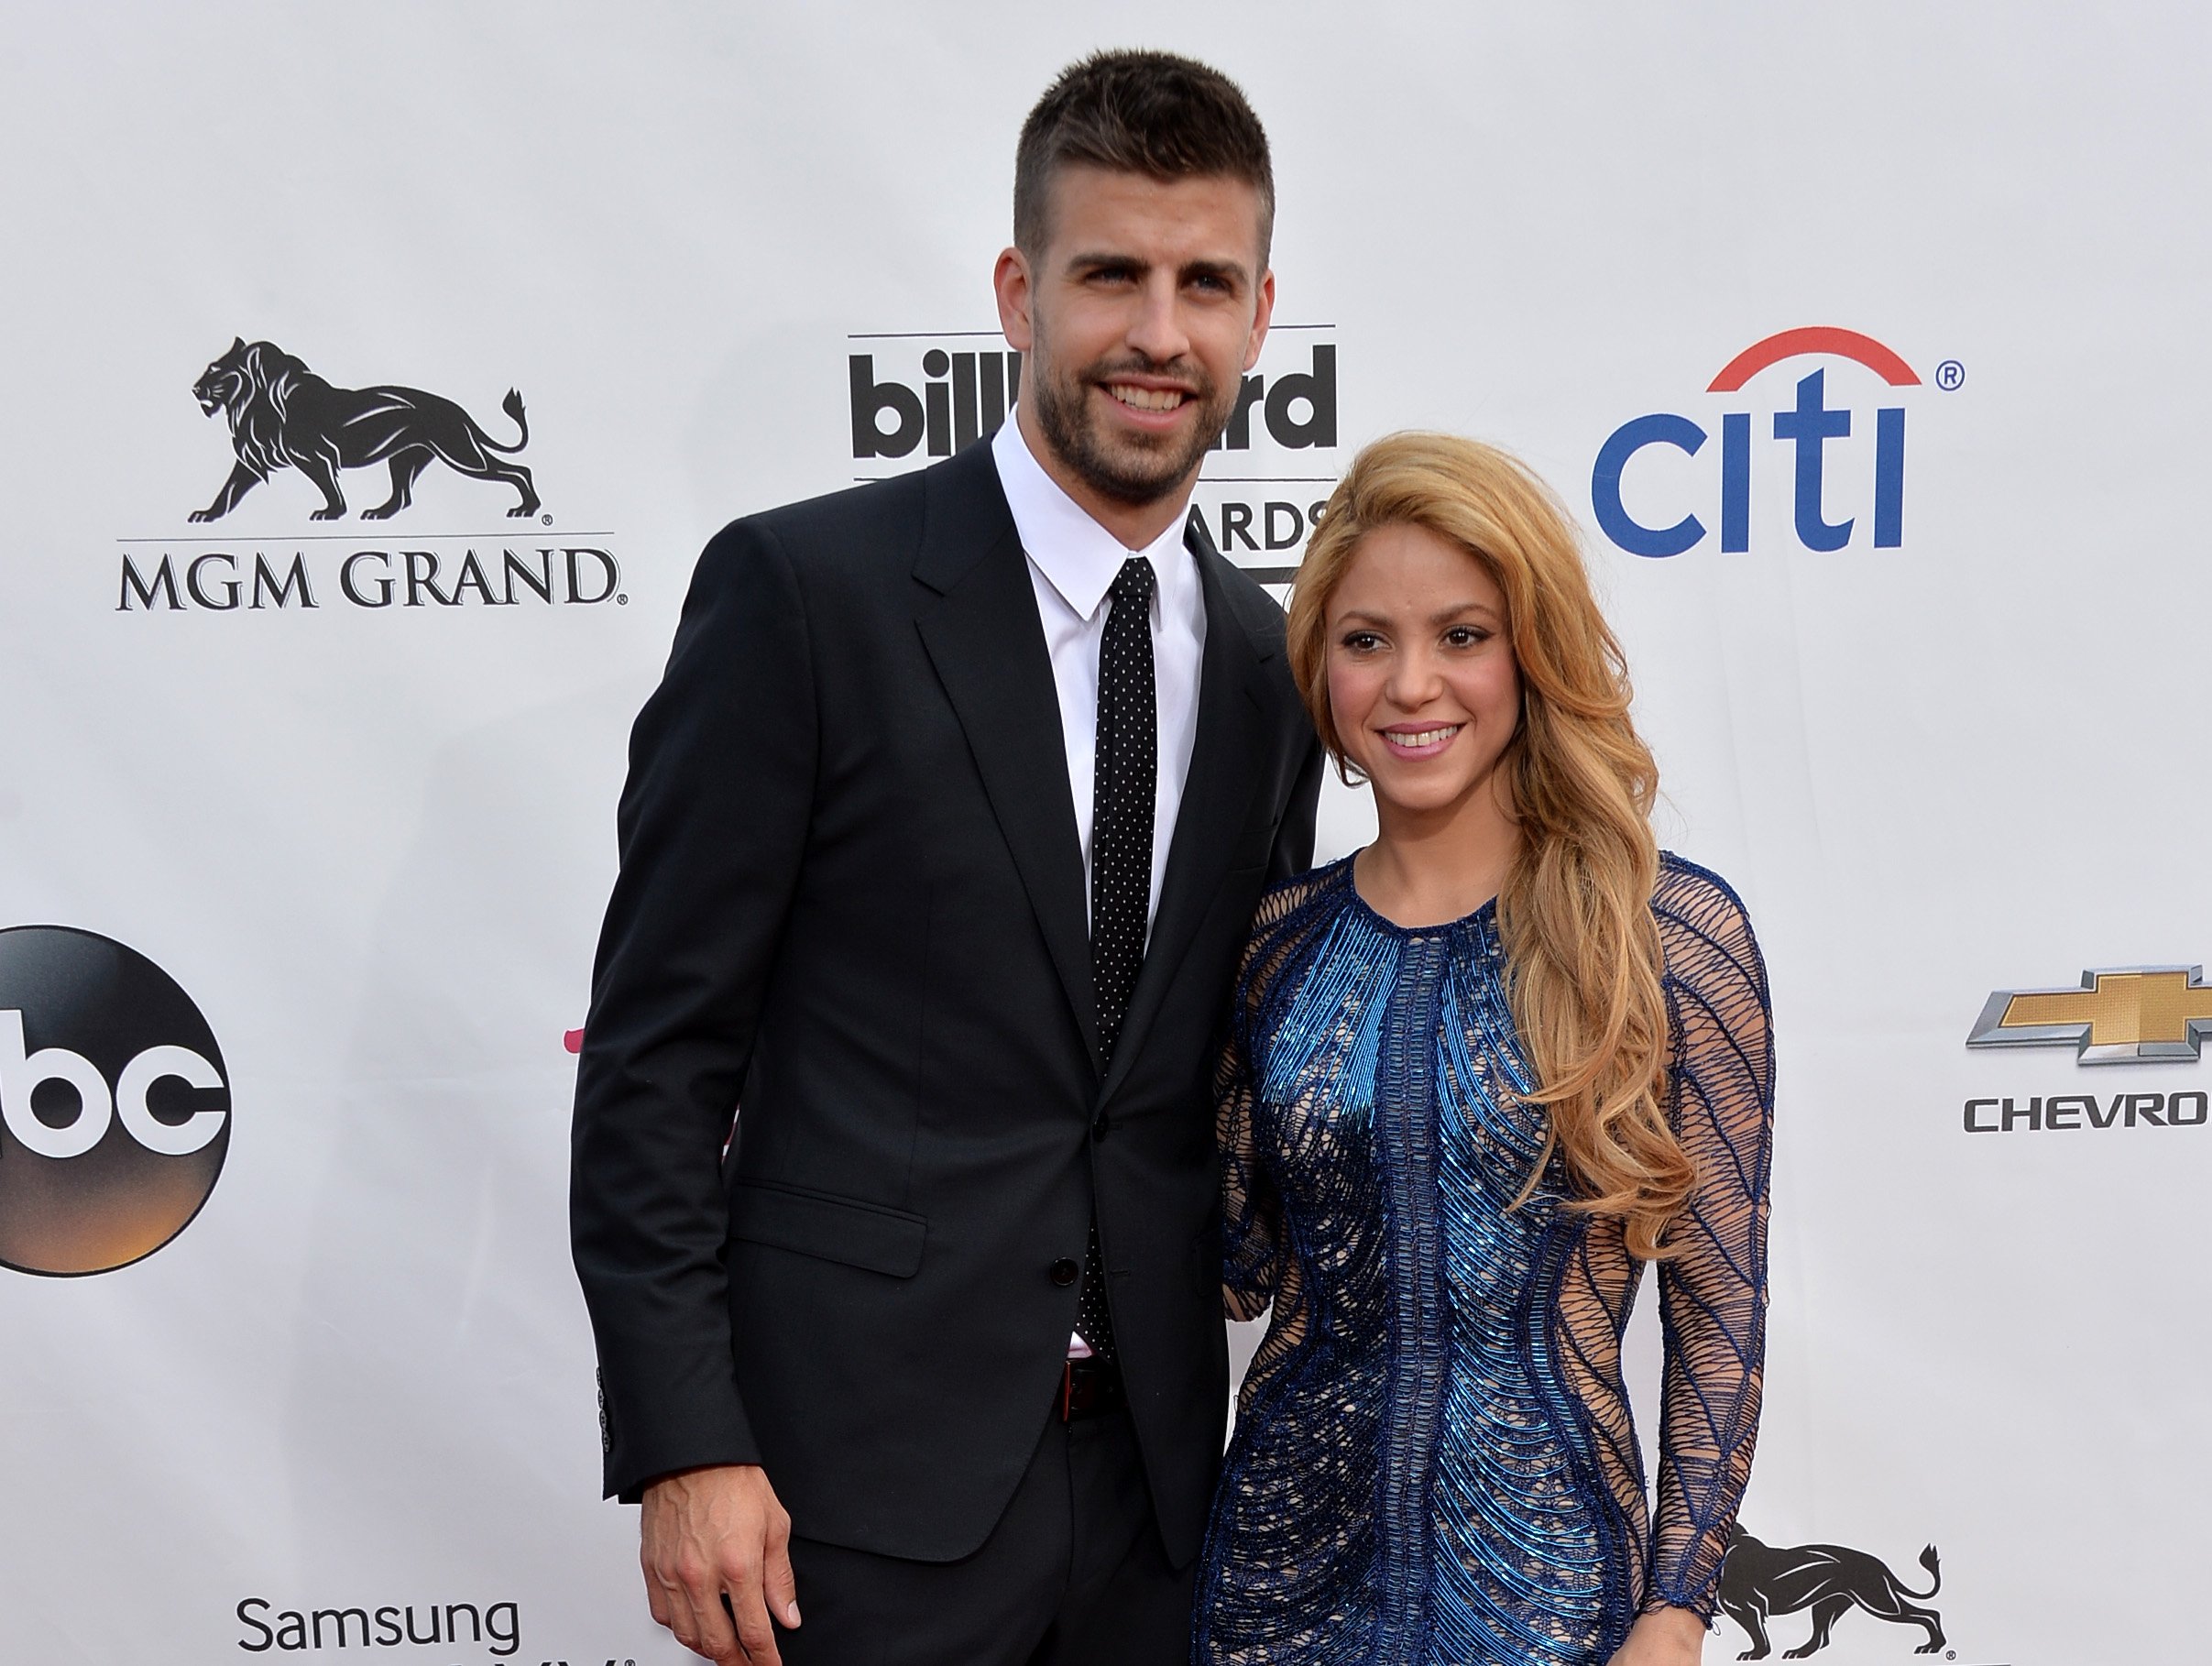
[849,324,1341,583]
[1959,964,2211,1135]
[0,926,228,1276]
[1591,326,1960,558]
[114,338,624,614]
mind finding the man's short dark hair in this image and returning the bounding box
[1014,50,1274,265]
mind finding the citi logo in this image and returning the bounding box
[1591,326,1957,558]
[0,926,230,1277]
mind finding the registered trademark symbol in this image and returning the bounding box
[1935,359,1966,391]
[542,512,553,525]
[617,593,629,605]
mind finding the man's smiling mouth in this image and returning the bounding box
[1103,383,1189,412]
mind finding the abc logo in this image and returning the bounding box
[0,926,229,1277]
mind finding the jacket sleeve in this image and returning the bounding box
[1267,729,1324,883]
[1220,717,1319,1316]
[570,518,816,1500]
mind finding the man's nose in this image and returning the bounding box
[1124,275,1192,367]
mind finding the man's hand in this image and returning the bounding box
[641,1463,800,1665]
[1607,1605,1706,1666]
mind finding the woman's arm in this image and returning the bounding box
[1644,862,1777,1619]
[1217,876,1327,1321]
[1609,1605,1710,1666]
[1217,1010,1280,1322]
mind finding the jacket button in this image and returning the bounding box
[1048,1258,1079,1287]
[1091,1113,1111,1143]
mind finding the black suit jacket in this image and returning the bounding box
[571,440,1322,1565]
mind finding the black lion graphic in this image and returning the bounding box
[189,338,540,522]
[1718,1527,1945,1659]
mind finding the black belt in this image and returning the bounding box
[1058,1355,1124,1421]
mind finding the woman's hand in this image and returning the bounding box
[1606,1606,1707,1666]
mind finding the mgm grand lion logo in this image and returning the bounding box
[189,338,540,522]
[1719,1527,1945,1659]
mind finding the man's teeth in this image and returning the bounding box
[1106,384,1187,411]
[1385,727,1461,749]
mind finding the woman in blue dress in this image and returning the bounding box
[1196,433,1774,1666]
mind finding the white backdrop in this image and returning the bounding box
[3,5,2207,1662]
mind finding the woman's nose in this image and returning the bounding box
[1383,651,1443,710]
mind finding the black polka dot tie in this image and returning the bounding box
[1079,554,1155,1361]
[1091,556,1156,1058]
[1075,1216,1115,1364]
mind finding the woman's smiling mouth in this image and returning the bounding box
[1380,724,1463,755]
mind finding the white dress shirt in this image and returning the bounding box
[991,411,1207,938]
[992,412,1209,1363]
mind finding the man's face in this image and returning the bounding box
[996,165,1275,508]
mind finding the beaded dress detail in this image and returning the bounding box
[1195,854,1774,1666]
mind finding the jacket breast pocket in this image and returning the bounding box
[729,1178,928,1278]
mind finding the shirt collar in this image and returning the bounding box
[991,409,1196,622]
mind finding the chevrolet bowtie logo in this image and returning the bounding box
[1967,966,2212,1065]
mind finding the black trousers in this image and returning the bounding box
[778,1401,1193,1666]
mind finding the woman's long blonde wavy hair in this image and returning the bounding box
[1287,432,1692,1258]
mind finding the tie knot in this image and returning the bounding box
[1111,556,1155,609]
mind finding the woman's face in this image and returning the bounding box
[1324,522,1522,825]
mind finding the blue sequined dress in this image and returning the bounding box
[1195,853,1774,1666]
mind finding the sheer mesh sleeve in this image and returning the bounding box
[1217,1005,1278,1322]
[1217,876,1324,1321]
[1645,858,1775,1616]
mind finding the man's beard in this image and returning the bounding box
[1028,337,1236,508]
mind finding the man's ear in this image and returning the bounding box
[1243,269,1276,373]
[994,247,1036,353]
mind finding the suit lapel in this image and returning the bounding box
[1099,526,1271,1106]
[912,446,1102,1072]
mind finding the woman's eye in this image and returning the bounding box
[1444,627,1488,648]
[1341,631,1382,652]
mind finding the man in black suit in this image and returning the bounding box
[572,50,1321,1666]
